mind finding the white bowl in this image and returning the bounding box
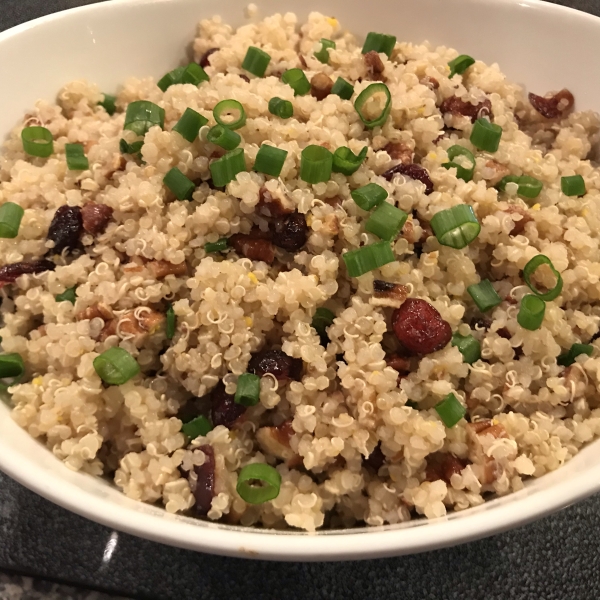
[1,0,600,561]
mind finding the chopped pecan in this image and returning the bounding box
[321,213,339,236]
[229,232,275,264]
[81,202,113,235]
[371,280,408,308]
[425,452,467,483]
[256,421,299,466]
[116,308,165,343]
[505,205,533,236]
[383,141,413,164]
[364,50,385,80]
[385,354,411,374]
[529,89,574,119]
[420,75,439,90]
[310,73,334,100]
[256,186,294,218]
[440,96,492,123]
[466,420,510,484]
[76,303,113,322]
[147,260,187,279]
[482,160,510,187]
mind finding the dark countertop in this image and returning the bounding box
[2,1,600,599]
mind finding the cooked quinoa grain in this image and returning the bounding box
[3,11,600,532]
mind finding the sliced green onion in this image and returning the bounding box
[205,238,229,253]
[467,279,502,312]
[448,54,475,78]
[93,347,140,385]
[498,175,543,200]
[430,205,481,249]
[451,332,481,364]
[254,144,288,177]
[65,143,89,171]
[561,175,586,197]
[351,183,387,211]
[182,415,212,439]
[282,69,311,96]
[342,241,395,277]
[236,463,281,504]
[22,126,54,158]
[180,63,209,86]
[300,145,333,184]
[242,47,271,77]
[163,167,195,201]
[119,139,143,158]
[442,145,475,182]
[98,94,116,116]
[166,304,176,339]
[209,148,247,187]
[207,125,241,151]
[354,83,392,129]
[213,99,246,130]
[332,146,367,176]
[523,255,563,301]
[268,97,293,119]
[0,202,24,239]
[361,32,396,58]
[157,66,185,92]
[331,77,355,100]
[311,307,335,337]
[55,286,77,304]
[235,372,261,406]
[0,353,25,390]
[557,343,593,367]
[434,393,466,428]
[470,118,502,152]
[123,101,165,136]
[315,38,336,64]
[365,202,408,241]
[517,294,546,330]
[173,108,207,143]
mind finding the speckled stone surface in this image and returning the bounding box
[2,1,600,599]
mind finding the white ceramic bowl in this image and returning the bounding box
[1,0,600,561]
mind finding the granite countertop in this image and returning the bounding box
[2,1,600,599]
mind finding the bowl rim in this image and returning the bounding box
[2,0,600,561]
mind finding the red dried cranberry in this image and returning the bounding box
[47,205,83,254]
[382,163,434,195]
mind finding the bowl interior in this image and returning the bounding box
[1,0,600,560]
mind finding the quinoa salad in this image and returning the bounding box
[2,10,600,532]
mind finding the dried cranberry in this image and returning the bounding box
[439,96,492,123]
[210,382,245,428]
[47,205,83,254]
[249,348,303,382]
[0,259,55,285]
[199,48,218,68]
[271,212,308,252]
[528,89,574,119]
[81,202,113,235]
[364,443,385,472]
[425,453,467,483]
[192,444,215,515]
[382,163,434,195]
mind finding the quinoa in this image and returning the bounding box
[2,11,600,532]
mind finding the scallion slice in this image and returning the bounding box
[315,38,336,64]
[0,202,24,239]
[300,145,333,184]
[123,101,165,136]
[365,202,408,241]
[282,69,311,96]
[180,63,209,86]
[351,183,387,211]
[332,146,367,176]
[442,145,475,182]
[498,175,543,200]
[119,139,143,158]
[311,307,335,337]
[209,148,247,187]
[213,99,246,130]
[254,144,288,177]
[166,304,176,339]
[182,415,213,439]
[93,347,140,385]
[98,94,117,116]
[207,125,241,151]
[235,373,261,406]
[561,175,586,197]
[0,353,25,390]
[448,54,475,78]
[55,286,77,304]
[22,126,54,158]
[65,143,89,171]
[430,205,481,249]
[361,32,396,58]
[517,294,546,331]
[522,255,563,301]
[163,167,195,201]
[157,66,185,92]
[434,393,466,428]
[451,332,481,364]
[354,83,392,129]
[173,108,207,143]
[205,238,229,253]
[557,343,593,367]
[470,118,502,152]
[268,97,293,119]
[331,77,355,100]
[242,47,271,77]
[342,241,395,277]
[236,463,282,504]
[467,279,502,312]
